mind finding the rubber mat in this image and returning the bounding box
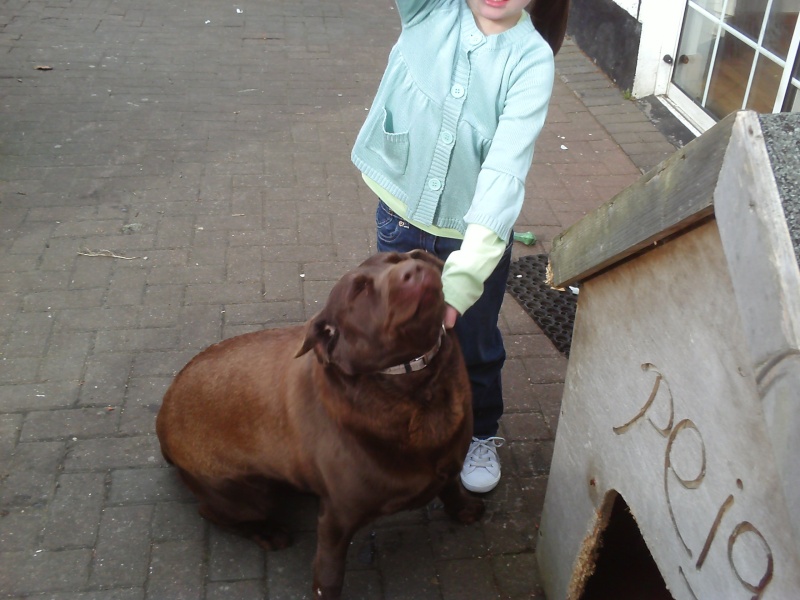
[506,254,577,357]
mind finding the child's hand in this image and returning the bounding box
[444,305,459,329]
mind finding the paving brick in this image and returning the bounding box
[108,468,191,504]
[0,357,40,384]
[376,526,441,600]
[509,440,555,478]
[131,349,196,379]
[502,359,545,414]
[93,328,179,354]
[21,408,118,442]
[0,507,45,552]
[42,472,106,550]
[176,304,223,351]
[222,300,305,326]
[521,356,568,384]
[23,288,105,312]
[91,505,153,588]
[16,591,145,600]
[208,528,266,581]
[63,435,162,472]
[206,580,267,600]
[39,331,93,382]
[262,263,303,301]
[55,306,138,332]
[146,540,206,600]
[183,282,264,305]
[124,376,172,406]
[0,382,81,412]
[482,510,539,555]
[265,531,317,599]
[492,552,546,599]
[504,333,563,359]
[106,268,147,306]
[78,352,134,407]
[438,557,500,599]
[428,519,487,561]
[151,502,206,542]
[0,413,22,463]
[142,283,185,307]
[502,411,553,441]
[0,441,64,508]
[0,548,91,596]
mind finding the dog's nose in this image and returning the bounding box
[396,260,424,286]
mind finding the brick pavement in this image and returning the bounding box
[0,1,679,598]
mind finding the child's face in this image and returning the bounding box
[466,0,531,35]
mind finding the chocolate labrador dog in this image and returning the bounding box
[156,250,484,599]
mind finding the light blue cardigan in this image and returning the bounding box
[351,0,554,243]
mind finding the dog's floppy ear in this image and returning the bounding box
[295,313,338,365]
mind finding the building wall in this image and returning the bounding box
[565,0,642,93]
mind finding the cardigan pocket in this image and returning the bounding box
[366,107,410,176]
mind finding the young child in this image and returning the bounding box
[351,0,569,493]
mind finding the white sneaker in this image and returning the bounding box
[460,436,504,493]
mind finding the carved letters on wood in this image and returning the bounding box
[613,363,774,599]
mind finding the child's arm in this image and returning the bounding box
[445,44,556,316]
[395,0,447,27]
[463,46,555,243]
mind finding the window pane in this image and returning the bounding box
[763,5,798,59]
[724,0,769,43]
[693,0,727,19]
[746,55,782,112]
[673,8,719,104]
[788,51,799,111]
[788,84,800,111]
[707,32,755,118]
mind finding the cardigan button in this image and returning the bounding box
[450,84,465,99]
[428,178,442,191]
[468,33,482,45]
[440,131,454,145]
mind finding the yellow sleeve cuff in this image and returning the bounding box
[441,224,507,315]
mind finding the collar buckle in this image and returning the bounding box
[379,325,447,376]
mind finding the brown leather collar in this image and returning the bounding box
[379,325,446,375]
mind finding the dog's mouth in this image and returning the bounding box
[391,266,443,323]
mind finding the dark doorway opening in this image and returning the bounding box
[580,494,674,599]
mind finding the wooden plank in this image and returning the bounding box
[548,111,738,289]
[714,111,800,557]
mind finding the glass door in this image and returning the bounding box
[667,0,800,131]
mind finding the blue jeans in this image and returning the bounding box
[376,201,509,437]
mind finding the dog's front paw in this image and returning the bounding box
[439,479,486,524]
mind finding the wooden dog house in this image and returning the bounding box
[536,111,800,599]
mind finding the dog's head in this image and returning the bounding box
[296,250,446,375]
